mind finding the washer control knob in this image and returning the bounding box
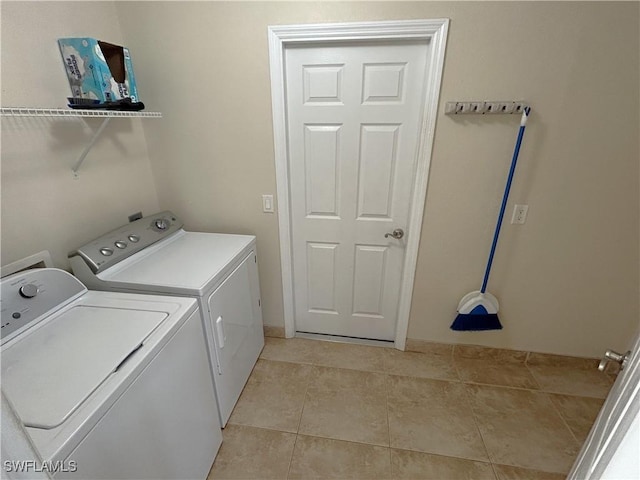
[19,284,39,299]
[128,234,140,243]
[100,247,114,256]
[154,219,169,230]
[114,241,127,249]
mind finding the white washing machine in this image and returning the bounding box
[1,268,222,479]
[69,211,264,426]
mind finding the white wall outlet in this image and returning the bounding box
[511,204,529,224]
[262,194,275,213]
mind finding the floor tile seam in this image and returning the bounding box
[265,356,393,375]
[384,371,604,401]
[460,378,605,398]
[309,362,388,377]
[544,391,584,447]
[224,423,298,437]
[384,372,393,480]
[295,431,391,449]
[384,372,392,452]
[452,343,534,362]
[381,370,463,383]
[391,446,495,466]
[386,372,462,386]
[285,433,299,480]
[261,358,398,382]
[488,462,501,480]
[225,419,298,435]
[264,354,471,380]
[287,437,394,479]
[399,348,460,360]
[522,360,545,390]
[388,442,492,465]
[459,383,494,464]
[461,379,540,392]
[295,359,314,435]
[452,358,542,388]
[463,384,583,469]
[452,356,528,366]
[258,357,315,368]
[451,358,466,384]
[490,459,571,476]
[525,357,601,369]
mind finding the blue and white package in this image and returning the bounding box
[58,37,139,103]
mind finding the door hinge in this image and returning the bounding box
[258,299,261,307]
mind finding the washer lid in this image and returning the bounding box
[1,305,166,429]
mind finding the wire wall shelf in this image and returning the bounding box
[1,107,162,118]
[1,107,163,176]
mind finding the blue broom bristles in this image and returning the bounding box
[450,313,503,331]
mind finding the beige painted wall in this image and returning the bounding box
[1,2,160,268]
[2,2,635,359]
[116,1,639,358]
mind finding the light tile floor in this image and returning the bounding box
[208,337,613,479]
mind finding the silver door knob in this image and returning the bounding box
[598,349,631,372]
[384,228,404,239]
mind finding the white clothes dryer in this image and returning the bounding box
[69,211,264,426]
[0,268,222,479]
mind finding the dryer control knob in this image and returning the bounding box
[100,247,114,256]
[115,241,127,249]
[154,219,169,230]
[128,234,140,243]
[19,284,39,299]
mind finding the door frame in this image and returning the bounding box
[268,19,449,349]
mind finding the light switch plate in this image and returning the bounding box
[262,195,274,213]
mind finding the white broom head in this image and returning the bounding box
[457,291,499,315]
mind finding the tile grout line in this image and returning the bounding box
[522,360,543,391]
[261,351,606,401]
[489,461,500,480]
[264,352,604,399]
[383,369,393,478]
[287,357,315,480]
[286,434,299,480]
[295,361,314,433]
[544,391,584,447]
[266,341,607,397]
[292,431,391,449]
[460,383,494,465]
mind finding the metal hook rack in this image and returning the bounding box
[444,101,529,115]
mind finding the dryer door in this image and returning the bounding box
[207,252,264,426]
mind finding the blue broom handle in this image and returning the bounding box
[481,107,530,294]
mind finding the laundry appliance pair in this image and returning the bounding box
[1,212,264,479]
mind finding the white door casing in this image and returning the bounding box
[268,20,449,348]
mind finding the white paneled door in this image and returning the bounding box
[285,41,429,340]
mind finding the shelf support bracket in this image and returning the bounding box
[72,117,112,177]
